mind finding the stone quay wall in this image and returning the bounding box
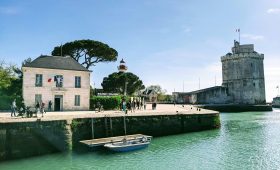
[0,113,220,161]
[198,104,272,112]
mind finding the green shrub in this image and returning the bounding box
[0,94,23,111]
[0,95,12,110]
[0,95,21,110]
[90,96,124,110]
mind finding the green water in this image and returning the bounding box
[1,110,280,170]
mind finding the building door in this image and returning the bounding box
[54,95,63,111]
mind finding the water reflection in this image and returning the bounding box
[1,111,280,169]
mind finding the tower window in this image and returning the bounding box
[253,83,255,87]
[251,63,253,67]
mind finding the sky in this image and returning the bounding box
[0,0,280,102]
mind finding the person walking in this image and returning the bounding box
[132,99,136,112]
[127,101,132,113]
[41,101,45,117]
[96,101,102,112]
[48,100,52,111]
[35,101,40,117]
[122,99,126,113]
[119,101,123,111]
[143,100,146,110]
[11,99,17,117]
[152,102,157,110]
[136,99,140,110]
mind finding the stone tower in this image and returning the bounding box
[221,40,266,104]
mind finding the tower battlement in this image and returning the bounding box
[221,53,264,61]
[221,41,266,104]
[231,40,254,54]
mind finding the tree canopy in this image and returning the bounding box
[145,85,171,101]
[0,61,15,90]
[146,85,167,94]
[0,61,24,109]
[51,39,118,69]
[101,72,145,95]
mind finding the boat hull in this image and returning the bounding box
[104,138,151,152]
[105,142,149,152]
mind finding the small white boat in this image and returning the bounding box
[104,111,152,152]
[104,136,152,152]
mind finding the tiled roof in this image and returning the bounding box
[23,55,90,72]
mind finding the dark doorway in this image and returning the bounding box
[54,95,63,111]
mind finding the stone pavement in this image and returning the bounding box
[0,104,218,123]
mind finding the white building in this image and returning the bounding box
[22,55,91,111]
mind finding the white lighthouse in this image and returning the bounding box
[117,58,128,73]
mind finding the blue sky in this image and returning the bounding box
[1,0,280,101]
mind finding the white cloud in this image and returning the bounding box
[0,7,19,15]
[241,34,264,40]
[267,8,280,14]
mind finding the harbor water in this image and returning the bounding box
[1,110,280,169]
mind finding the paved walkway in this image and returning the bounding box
[0,104,218,123]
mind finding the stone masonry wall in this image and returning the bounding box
[0,120,72,161]
[190,87,231,104]
[221,53,266,104]
[0,113,220,161]
[22,67,90,110]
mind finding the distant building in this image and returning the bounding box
[173,40,266,105]
[173,86,230,104]
[22,55,91,111]
[142,89,158,102]
[272,97,280,108]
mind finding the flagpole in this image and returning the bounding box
[239,29,240,43]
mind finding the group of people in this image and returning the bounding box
[35,101,46,117]
[10,99,53,118]
[120,97,147,113]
